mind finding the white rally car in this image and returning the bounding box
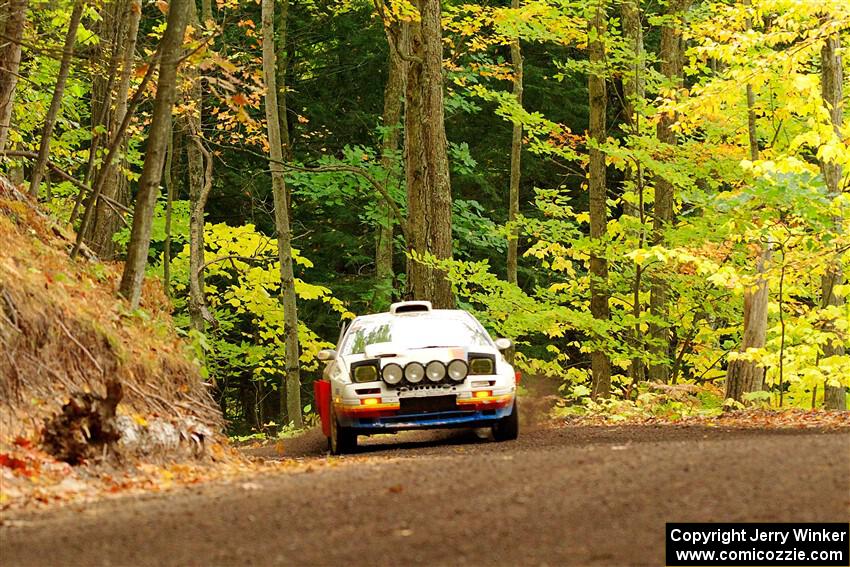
[313,301,520,454]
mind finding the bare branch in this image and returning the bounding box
[0,149,131,218]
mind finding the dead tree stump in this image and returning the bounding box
[42,380,123,464]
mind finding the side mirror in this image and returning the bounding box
[494,338,512,351]
[317,349,337,362]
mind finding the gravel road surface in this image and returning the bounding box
[1,424,848,566]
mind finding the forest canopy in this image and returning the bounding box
[1,0,847,434]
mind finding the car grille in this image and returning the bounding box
[399,395,458,414]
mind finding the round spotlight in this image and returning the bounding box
[404,362,425,383]
[447,359,468,382]
[425,360,446,382]
[382,363,404,385]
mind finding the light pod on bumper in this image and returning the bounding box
[382,363,404,385]
[404,361,425,383]
[447,359,468,382]
[425,360,446,382]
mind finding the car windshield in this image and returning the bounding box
[340,314,492,355]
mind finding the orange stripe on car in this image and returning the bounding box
[457,394,513,408]
[335,402,400,415]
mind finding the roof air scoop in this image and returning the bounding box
[390,300,432,314]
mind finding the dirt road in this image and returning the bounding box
[1,425,848,566]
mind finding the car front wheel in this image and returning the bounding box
[329,403,357,455]
[492,400,519,442]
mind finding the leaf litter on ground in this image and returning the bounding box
[562,408,850,429]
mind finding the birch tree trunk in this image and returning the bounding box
[819,31,846,411]
[376,25,407,309]
[29,0,84,199]
[506,0,523,287]
[404,0,454,308]
[0,0,28,153]
[262,0,303,428]
[118,0,190,306]
[647,0,689,382]
[588,0,611,399]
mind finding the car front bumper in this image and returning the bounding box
[335,394,514,432]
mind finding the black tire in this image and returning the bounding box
[492,400,519,442]
[328,404,357,455]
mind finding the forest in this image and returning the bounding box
[1,0,847,436]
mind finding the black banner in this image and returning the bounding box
[666,523,849,566]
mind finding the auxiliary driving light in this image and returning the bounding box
[447,359,468,382]
[404,361,425,383]
[425,360,446,382]
[382,363,404,385]
[361,397,382,406]
[469,357,495,375]
[353,364,378,383]
[473,390,493,399]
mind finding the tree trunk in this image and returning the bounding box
[180,0,212,332]
[726,250,771,401]
[275,0,291,162]
[239,373,259,430]
[188,132,213,331]
[87,0,127,179]
[506,0,523,287]
[819,31,846,411]
[29,0,84,199]
[620,0,644,128]
[620,0,646,387]
[81,0,125,243]
[163,132,174,296]
[262,0,303,428]
[588,1,611,399]
[376,26,407,309]
[403,0,454,308]
[118,0,190,307]
[71,22,157,260]
[201,0,213,24]
[647,0,689,382]
[725,1,770,403]
[86,0,141,258]
[0,0,28,153]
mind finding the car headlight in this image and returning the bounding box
[447,359,468,382]
[352,361,380,383]
[404,362,425,383]
[382,363,404,385]
[425,360,446,382]
[468,354,496,375]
